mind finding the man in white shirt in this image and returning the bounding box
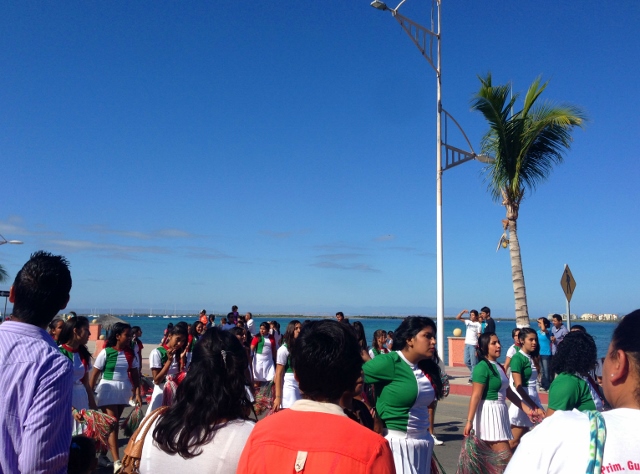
[456,309,482,384]
[245,312,255,336]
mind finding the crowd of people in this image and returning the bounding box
[0,251,638,474]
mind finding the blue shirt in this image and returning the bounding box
[551,325,569,355]
[0,320,73,473]
[537,329,552,356]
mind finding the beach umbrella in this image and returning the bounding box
[94,314,126,330]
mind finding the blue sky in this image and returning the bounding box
[1,1,638,317]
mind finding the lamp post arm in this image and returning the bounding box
[390,10,439,74]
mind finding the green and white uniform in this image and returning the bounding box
[471,360,512,441]
[364,351,435,474]
[548,372,603,412]
[59,345,92,435]
[368,346,389,359]
[275,343,300,409]
[148,346,181,412]
[508,350,542,428]
[94,347,137,406]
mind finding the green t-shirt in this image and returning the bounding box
[471,360,504,401]
[548,372,597,412]
[363,351,419,432]
[510,351,534,387]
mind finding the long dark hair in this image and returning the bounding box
[106,322,131,348]
[282,320,301,349]
[392,316,436,351]
[58,315,92,365]
[475,332,499,377]
[352,321,367,352]
[152,328,252,458]
[418,351,444,400]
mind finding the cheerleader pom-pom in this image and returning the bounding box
[80,409,118,452]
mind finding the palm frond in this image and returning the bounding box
[471,75,587,202]
[0,265,8,283]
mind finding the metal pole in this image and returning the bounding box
[566,299,571,331]
[435,0,444,361]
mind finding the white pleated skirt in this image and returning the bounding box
[508,386,542,428]
[473,399,513,441]
[96,379,133,407]
[72,383,89,435]
[252,353,275,382]
[147,382,165,413]
[282,373,301,409]
[385,429,433,474]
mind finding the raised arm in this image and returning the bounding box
[456,309,469,321]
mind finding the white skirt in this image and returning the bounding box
[253,353,275,382]
[282,373,301,409]
[509,386,542,428]
[473,400,513,442]
[385,429,433,474]
[72,383,89,436]
[96,379,133,407]
[147,383,165,413]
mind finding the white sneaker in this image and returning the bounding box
[113,460,123,473]
[432,435,444,446]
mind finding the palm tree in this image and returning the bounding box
[471,73,586,327]
[0,264,8,283]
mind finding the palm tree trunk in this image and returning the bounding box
[506,213,530,327]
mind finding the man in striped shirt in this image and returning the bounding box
[0,251,74,473]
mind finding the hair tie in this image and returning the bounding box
[220,350,227,367]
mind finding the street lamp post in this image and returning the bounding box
[371,0,491,360]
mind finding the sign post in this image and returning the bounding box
[560,264,576,330]
[0,290,9,322]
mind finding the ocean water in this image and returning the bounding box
[107,316,616,363]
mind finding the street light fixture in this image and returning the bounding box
[371,0,488,360]
[0,234,23,246]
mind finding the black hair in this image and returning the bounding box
[336,311,344,318]
[58,315,92,366]
[68,435,96,474]
[518,327,540,369]
[11,251,72,327]
[552,314,563,322]
[392,316,437,351]
[153,328,251,458]
[190,321,202,337]
[481,306,491,316]
[131,325,142,334]
[551,331,597,376]
[106,322,131,348]
[351,321,367,352]
[292,320,362,401]
[259,322,269,332]
[418,350,445,400]
[470,309,479,317]
[511,327,521,338]
[282,320,301,349]
[232,305,238,311]
[175,321,189,332]
[170,323,189,340]
[571,324,587,333]
[228,326,245,340]
[165,323,174,332]
[610,309,640,403]
[538,317,551,329]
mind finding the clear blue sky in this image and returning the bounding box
[1,1,638,317]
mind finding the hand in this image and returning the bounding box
[135,394,143,406]
[272,396,282,413]
[463,420,472,437]
[72,409,84,422]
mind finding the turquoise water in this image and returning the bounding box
[110,316,616,363]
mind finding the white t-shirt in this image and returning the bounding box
[464,320,482,345]
[504,408,640,474]
[139,418,255,474]
[149,348,181,384]
[246,319,255,336]
[276,344,290,367]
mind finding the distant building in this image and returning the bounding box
[581,313,597,321]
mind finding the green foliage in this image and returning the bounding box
[0,265,8,283]
[471,73,587,205]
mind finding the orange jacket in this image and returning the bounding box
[237,405,396,474]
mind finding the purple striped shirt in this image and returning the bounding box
[0,320,73,473]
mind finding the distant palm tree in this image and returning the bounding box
[0,264,8,283]
[471,74,586,327]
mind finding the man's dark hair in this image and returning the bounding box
[481,306,491,316]
[470,309,479,317]
[12,251,72,327]
[292,320,362,401]
[552,314,563,322]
